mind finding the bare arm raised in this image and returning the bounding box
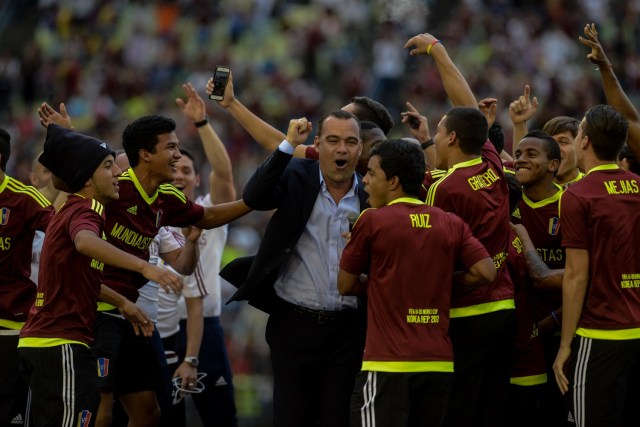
[205,73,309,158]
[579,22,640,155]
[404,33,477,108]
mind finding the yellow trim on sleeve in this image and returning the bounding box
[361,360,454,373]
[510,373,547,386]
[18,337,88,348]
[97,302,117,312]
[576,327,640,340]
[450,299,515,318]
[6,178,52,208]
[158,184,187,203]
[0,319,25,330]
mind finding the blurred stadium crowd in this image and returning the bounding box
[1,0,639,424]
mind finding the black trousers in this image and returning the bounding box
[443,309,516,427]
[265,302,366,427]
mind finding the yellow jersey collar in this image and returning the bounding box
[387,197,425,206]
[127,167,159,204]
[451,157,482,170]
[586,164,619,175]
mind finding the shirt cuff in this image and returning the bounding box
[278,139,295,155]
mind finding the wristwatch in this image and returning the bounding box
[184,356,199,368]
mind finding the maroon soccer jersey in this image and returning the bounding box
[426,141,514,312]
[20,195,105,344]
[512,189,564,320]
[506,231,547,382]
[561,165,640,332]
[0,176,53,324]
[102,168,204,302]
[340,198,489,368]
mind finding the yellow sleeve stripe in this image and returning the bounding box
[6,179,51,208]
[510,373,547,386]
[158,184,187,203]
[450,299,515,318]
[91,199,104,215]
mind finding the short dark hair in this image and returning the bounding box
[522,129,562,162]
[443,107,488,155]
[0,128,10,171]
[122,115,176,167]
[543,116,580,138]
[618,144,640,175]
[370,139,425,196]
[505,172,522,214]
[349,96,394,135]
[583,105,629,161]
[179,148,198,175]
[488,122,505,153]
[317,110,360,138]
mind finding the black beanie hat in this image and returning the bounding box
[39,124,115,193]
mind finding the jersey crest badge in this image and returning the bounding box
[548,217,560,235]
[97,357,109,377]
[77,410,92,427]
[127,206,137,215]
[0,207,9,225]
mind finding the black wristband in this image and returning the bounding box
[194,116,208,128]
[421,138,434,150]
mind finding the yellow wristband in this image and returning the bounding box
[427,39,440,55]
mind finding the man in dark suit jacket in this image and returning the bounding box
[221,110,368,427]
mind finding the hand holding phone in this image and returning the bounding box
[209,66,230,101]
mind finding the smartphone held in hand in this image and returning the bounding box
[209,66,230,101]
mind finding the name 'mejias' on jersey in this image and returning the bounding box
[20,195,105,345]
[102,168,204,302]
[340,198,489,371]
[426,141,513,314]
[561,165,640,336]
[0,175,53,326]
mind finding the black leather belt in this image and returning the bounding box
[280,299,356,325]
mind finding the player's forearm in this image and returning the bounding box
[99,284,129,308]
[454,257,496,287]
[165,242,199,276]
[338,270,367,296]
[184,297,204,358]
[225,98,285,151]
[74,230,149,274]
[512,122,528,157]
[197,124,234,187]
[599,67,640,154]
[559,274,588,350]
[523,249,562,290]
[196,199,251,229]
[430,44,477,108]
